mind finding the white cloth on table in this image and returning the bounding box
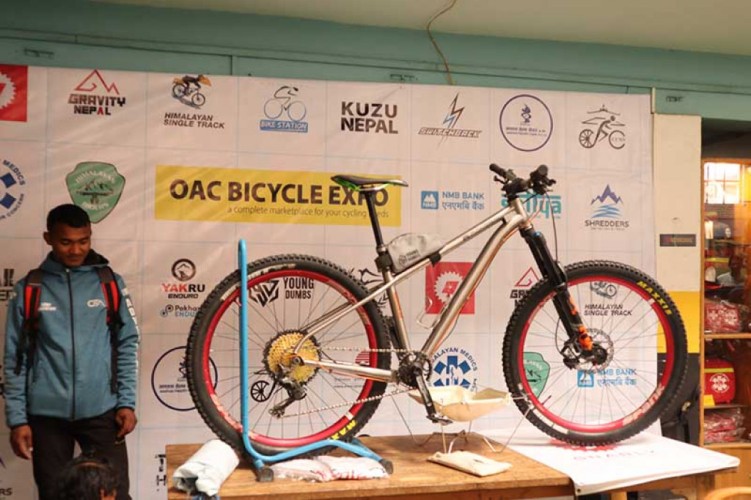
[172,439,240,496]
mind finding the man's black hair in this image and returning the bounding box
[46,204,91,231]
[56,454,118,500]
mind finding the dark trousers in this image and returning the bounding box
[29,409,130,500]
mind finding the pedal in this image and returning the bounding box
[414,368,453,426]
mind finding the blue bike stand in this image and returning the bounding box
[237,240,394,482]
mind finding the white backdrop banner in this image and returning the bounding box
[0,63,654,499]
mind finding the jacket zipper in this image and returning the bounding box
[67,269,76,420]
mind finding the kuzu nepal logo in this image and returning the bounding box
[66,162,125,223]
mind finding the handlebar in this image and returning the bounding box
[489,164,556,197]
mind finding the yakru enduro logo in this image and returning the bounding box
[260,85,308,133]
[499,94,553,152]
[579,106,626,149]
[510,267,540,305]
[341,101,398,134]
[431,346,478,389]
[502,194,562,219]
[425,262,475,314]
[66,162,125,223]
[421,189,485,211]
[418,94,481,141]
[161,259,206,300]
[69,69,126,116]
[0,64,28,122]
[151,346,217,411]
[0,268,15,302]
[0,159,26,221]
[586,185,630,231]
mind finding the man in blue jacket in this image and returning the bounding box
[3,204,139,500]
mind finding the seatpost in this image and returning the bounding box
[363,193,385,247]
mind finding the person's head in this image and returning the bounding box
[43,204,92,268]
[56,454,118,500]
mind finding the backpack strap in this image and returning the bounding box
[96,266,124,394]
[15,269,44,375]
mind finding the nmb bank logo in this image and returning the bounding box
[431,346,478,389]
[260,85,308,133]
[586,185,629,231]
[420,190,485,211]
[0,159,25,221]
[501,194,561,219]
[151,346,217,411]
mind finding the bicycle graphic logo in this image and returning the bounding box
[579,106,626,149]
[172,74,211,108]
[260,86,308,132]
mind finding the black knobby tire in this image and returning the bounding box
[186,254,390,456]
[503,260,688,445]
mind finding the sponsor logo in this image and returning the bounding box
[0,159,26,221]
[171,74,210,108]
[155,166,402,226]
[151,346,217,411]
[422,190,485,211]
[594,367,638,387]
[499,94,553,152]
[250,276,313,307]
[523,352,550,397]
[586,185,629,230]
[66,162,125,223]
[341,101,398,134]
[509,267,540,305]
[161,259,206,300]
[418,94,481,140]
[0,64,28,122]
[0,268,15,302]
[154,453,168,488]
[578,106,625,149]
[172,258,196,281]
[501,194,561,219]
[69,69,126,116]
[431,346,478,388]
[260,85,308,133]
[250,279,280,307]
[425,262,474,314]
[420,191,438,210]
[39,302,57,312]
[87,299,106,308]
[159,304,200,318]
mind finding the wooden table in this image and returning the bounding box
[166,434,725,499]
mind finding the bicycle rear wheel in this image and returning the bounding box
[186,254,390,455]
[503,260,688,445]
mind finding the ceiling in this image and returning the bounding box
[99,0,751,57]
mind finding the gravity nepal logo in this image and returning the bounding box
[418,94,481,140]
[509,267,540,306]
[586,185,630,230]
[0,64,28,122]
[69,69,126,116]
[340,101,398,134]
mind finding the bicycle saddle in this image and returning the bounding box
[332,174,408,191]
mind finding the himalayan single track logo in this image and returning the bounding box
[579,106,626,149]
[499,94,553,152]
[0,158,26,221]
[586,185,630,230]
[431,346,478,389]
[0,64,28,122]
[260,85,309,133]
[425,262,474,314]
[66,161,125,223]
[69,69,126,116]
[171,74,211,108]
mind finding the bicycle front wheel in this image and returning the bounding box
[187,254,390,455]
[503,260,687,445]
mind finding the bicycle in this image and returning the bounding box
[186,164,688,457]
[172,77,207,107]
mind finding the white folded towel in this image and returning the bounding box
[172,439,240,496]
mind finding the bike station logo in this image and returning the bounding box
[161,258,206,301]
[260,85,308,133]
[418,94,481,141]
[164,74,226,129]
[420,189,485,211]
[501,193,562,219]
[523,352,550,397]
[499,94,553,152]
[578,106,625,149]
[69,69,126,116]
[0,64,28,122]
[586,185,630,230]
[0,268,15,302]
[0,159,26,221]
[425,262,475,314]
[341,101,399,134]
[151,346,217,411]
[66,162,125,223]
[509,267,540,305]
[431,346,478,389]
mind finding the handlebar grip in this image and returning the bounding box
[489,163,506,178]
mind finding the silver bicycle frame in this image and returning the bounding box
[296,197,533,383]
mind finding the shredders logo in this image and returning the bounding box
[579,106,625,149]
[69,69,126,116]
[0,268,15,302]
[260,85,308,133]
[171,74,210,108]
[586,185,629,230]
[510,267,540,305]
[418,94,481,141]
[151,346,217,411]
[66,162,125,223]
[523,352,550,397]
[341,101,398,134]
[501,194,562,219]
[0,64,28,122]
[161,259,206,300]
[499,94,553,152]
[0,159,26,221]
[431,346,478,389]
[425,262,474,314]
[421,189,485,211]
